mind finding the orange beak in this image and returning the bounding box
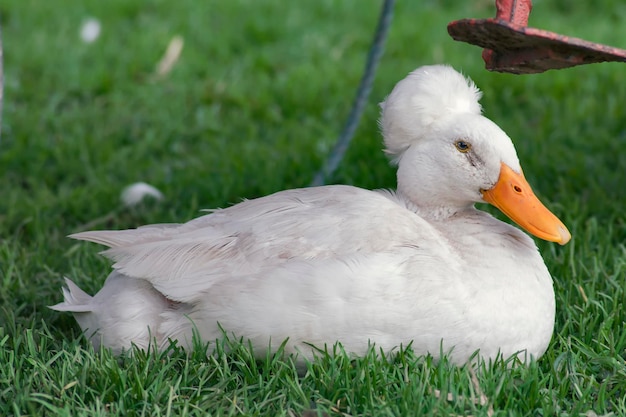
[481,163,571,245]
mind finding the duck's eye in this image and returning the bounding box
[455,140,471,153]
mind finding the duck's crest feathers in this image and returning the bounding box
[380,64,483,159]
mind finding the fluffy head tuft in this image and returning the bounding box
[380,65,483,159]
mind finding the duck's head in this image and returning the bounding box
[380,65,570,245]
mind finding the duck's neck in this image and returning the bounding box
[395,190,475,221]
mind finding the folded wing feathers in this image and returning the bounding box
[66,186,406,302]
[70,227,176,249]
[103,235,239,280]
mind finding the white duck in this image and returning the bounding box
[51,65,570,365]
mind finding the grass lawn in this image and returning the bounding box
[1,0,625,415]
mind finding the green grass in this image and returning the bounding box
[1,0,625,415]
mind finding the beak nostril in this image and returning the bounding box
[513,185,522,193]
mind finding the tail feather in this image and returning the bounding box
[50,274,180,354]
[49,278,94,312]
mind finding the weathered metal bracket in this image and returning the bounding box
[448,0,626,74]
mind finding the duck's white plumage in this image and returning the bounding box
[51,65,570,364]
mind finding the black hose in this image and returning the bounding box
[311,0,395,186]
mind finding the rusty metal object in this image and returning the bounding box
[447,0,626,74]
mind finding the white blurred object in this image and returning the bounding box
[121,182,164,207]
[155,36,184,77]
[80,18,101,43]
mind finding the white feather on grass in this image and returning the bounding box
[80,18,101,43]
[121,182,164,207]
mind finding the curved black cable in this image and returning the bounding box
[311,0,395,186]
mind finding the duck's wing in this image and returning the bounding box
[71,186,449,302]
